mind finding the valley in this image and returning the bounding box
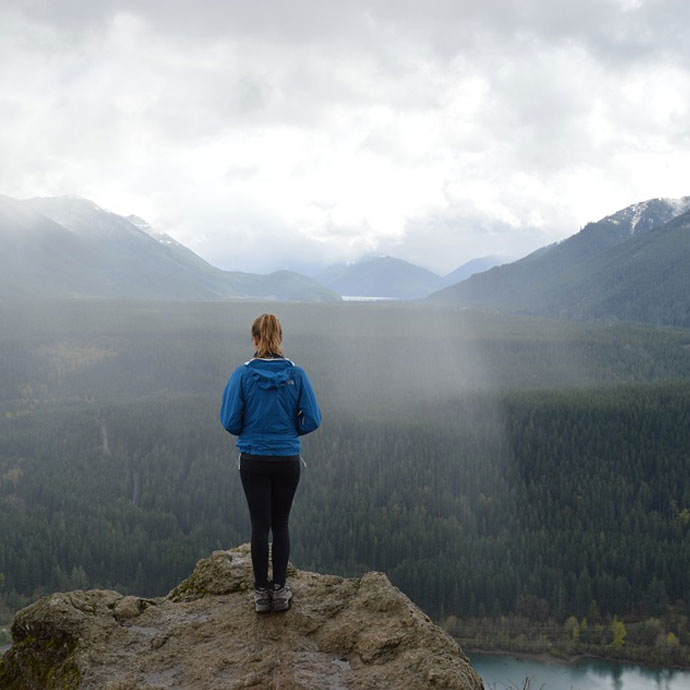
[1,300,690,669]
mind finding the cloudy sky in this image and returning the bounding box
[2,1,689,274]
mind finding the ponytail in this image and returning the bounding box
[251,314,284,358]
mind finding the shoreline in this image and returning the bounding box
[466,646,563,666]
[464,645,690,673]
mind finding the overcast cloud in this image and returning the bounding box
[2,0,689,274]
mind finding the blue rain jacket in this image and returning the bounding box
[220,357,321,455]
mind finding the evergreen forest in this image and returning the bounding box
[1,300,690,659]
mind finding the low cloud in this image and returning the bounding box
[1,1,690,273]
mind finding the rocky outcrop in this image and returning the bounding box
[0,544,484,689]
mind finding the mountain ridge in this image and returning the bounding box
[315,255,446,298]
[443,255,507,285]
[429,195,690,326]
[314,254,506,299]
[0,195,339,302]
[545,206,690,325]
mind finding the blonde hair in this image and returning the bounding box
[251,313,284,358]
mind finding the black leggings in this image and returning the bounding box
[239,454,301,589]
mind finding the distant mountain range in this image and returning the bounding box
[443,255,506,285]
[429,196,690,328]
[315,256,445,299]
[315,255,506,299]
[0,195,339,302]
[12,189,688,324]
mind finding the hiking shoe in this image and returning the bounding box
[271,583,293,612]
[253,587,272,613]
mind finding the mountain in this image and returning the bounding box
[0,195,339,302]
[0,194,107,299]
[315,255,446,298]
[545,207,690,326]
[0,545,483,690]
[429,196,690,326]
[443,255,507,285]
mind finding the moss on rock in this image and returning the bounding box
[0,631,81,690]
[167,546,252,602]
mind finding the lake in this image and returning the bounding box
[470,652,690,689]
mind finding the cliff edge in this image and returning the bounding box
[0,544,484,689]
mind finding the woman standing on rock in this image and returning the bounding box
[220,313,321,612]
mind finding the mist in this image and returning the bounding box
[3,297,690,671]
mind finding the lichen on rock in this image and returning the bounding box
[167,544,253,602]
[0,545,484,689]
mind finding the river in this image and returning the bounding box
[470,652,690,689]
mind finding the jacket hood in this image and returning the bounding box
[245,358,296,390]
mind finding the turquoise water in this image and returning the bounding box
[470,652,690,690]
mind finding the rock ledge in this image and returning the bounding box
[0,544,483,689]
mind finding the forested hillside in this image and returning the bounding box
[1,301,690,642]
[430,198,690,328]
[0,195,339,302]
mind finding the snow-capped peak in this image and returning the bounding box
[604,196,690,236]
[668,196,690,216]
[630,202,648,234]
[127,214,153,234]
[126,214,180,247]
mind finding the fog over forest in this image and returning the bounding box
[2,300,690,671]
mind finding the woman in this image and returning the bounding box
[220,313,321,612]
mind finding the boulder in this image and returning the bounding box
[0,544,484,689]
